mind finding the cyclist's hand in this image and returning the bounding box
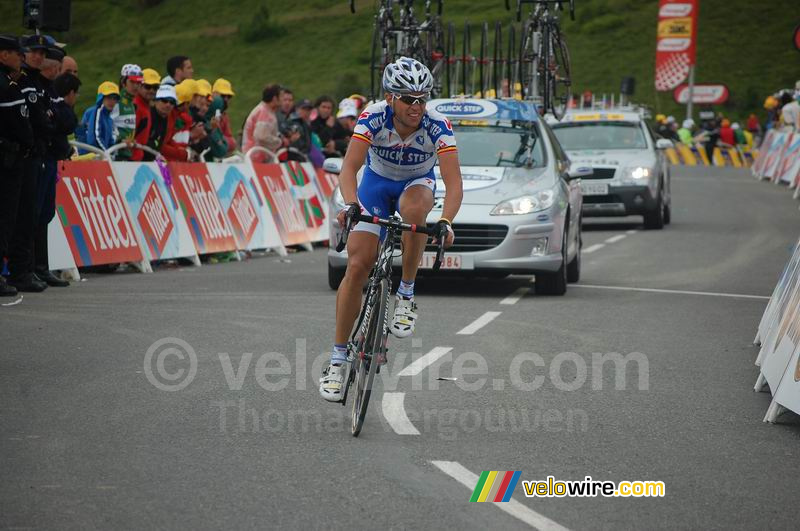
[432,219,454,248]
[337,202,361,229]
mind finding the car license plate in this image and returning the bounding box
[419,252,462,270]
[581,182,609,196]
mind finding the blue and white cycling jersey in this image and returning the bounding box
[351,101,458,182]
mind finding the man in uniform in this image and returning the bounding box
[0,35,34,296]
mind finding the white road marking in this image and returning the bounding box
[605,234,627,244]
[398,346,453,377]
[382,393,420,435]
[500,287,530,305]
[573,284,770,300]
[583,243,605,254]
[431,461,571,531]
[626,229,638,235]
[457,311,502,335]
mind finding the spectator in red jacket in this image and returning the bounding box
[147,84,188,161]
[719,118,735,147]
[132,68,161,161]
[212,78,237,155]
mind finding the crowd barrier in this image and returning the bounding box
[751,130,800,198]
[664,144,756,168]
[48,158,339,280]
[753,237,800,423]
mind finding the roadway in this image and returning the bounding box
[1,165,799,530]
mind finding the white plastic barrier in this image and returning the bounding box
[752,130,800,190]
[753,237,800,422]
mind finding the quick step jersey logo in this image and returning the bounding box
[137,180,174,257]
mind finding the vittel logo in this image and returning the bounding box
[265,178,307,234]
[179,173,233,240]
[63,175,138,251]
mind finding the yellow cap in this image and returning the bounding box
[212,78,235,96]
[175,79,198,105]
[196,79,212,98]
[142,68,161,85]
[655,114,666,123]
[97,81,120,97]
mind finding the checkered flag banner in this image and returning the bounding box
[655,52,690,91]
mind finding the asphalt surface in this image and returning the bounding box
[2,165,799,530]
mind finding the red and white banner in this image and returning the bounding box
[251,163,311,247]
[314,167,339,200]
[56,161,146,267]
[169,162,238,254]
[283,161,327,243]
[655,0,698,91]
[673,84,729,105]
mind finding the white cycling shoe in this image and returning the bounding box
[319,363,346,402]
[390,296,417,338]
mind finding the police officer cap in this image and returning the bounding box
[21,34,50,51]
[0,34,25,53]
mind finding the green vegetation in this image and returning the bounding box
[2,0,797,131]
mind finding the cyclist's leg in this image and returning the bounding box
[398,177,435,285]
[335,231,379,347]
[390,176,434,338]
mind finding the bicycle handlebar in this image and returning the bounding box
[335,213,448,271]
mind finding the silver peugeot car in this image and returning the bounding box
[548,109,673,229]
[327,98,590,296]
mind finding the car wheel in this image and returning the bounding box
[535,228,568,296]
[663,201,672,225]
[643,192,665,230]
[328,263,345,290]
[567,223,581,283]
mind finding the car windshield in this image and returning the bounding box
[551,122,647,150]
[448,125,546,167]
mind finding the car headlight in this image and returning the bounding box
[622,166,654,180]
[490,190,555,215]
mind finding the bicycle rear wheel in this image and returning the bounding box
[547,25,571,120]
[351,277,389,437]
[493,21,503,98]
[507,23,517,99]
[478,22,488,97]
[461,21,472,96]
[445,22,456,97]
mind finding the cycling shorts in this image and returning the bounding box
[353,167,436,239]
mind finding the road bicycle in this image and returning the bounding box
[506,0,573,118]
[352,0,445,100]
[334,211,446,436]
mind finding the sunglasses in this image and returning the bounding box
[157,98,176,105]
[144,84,159,90]
[393,93,429,106]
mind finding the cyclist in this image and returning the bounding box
[320,57,463,402]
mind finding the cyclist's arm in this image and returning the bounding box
[437,150,463,222]
[339,138,370,205]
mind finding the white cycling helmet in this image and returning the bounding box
[382,57,433,95]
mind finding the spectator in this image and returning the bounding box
[677,119,694,145]
[289,99,313,155]
[698,117,720,162]
[718,118,735,147]
[780,81,800,133]
[191,79,227,160]
[581,90,593,108]
[161,55,193,86]
[146,84,187,161]
[132,68,160,161]
[76,81,120,151]
[664,116,679,141]
[333,97,358,154]
[242,84,283,161]
[277,86,294,132]
[173,79,206,159]
[764,95,780,131]
[60,55,77,77]
[36,68,78,288]
[311,95,339,156]
[114,64,143,160]
[349,93,368,114]
[732,123,747,146]
[212,78,237,155]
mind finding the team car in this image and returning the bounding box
[327,98,590,296]
[549,109,673,229]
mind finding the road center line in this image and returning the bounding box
[457,311,502,335]
[572,284,770,300]
[500,287,530,305]
[605,234,627,244]
[583,243,605,254]
[382,393,420,435]
[398,346,453,377]
[431,461,571,530]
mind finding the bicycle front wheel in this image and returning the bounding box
[351,277,389,437]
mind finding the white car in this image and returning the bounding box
[549,109,673,229]
[327,98,590,296]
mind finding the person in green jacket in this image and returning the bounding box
[193,79,228,161]
[677,119,695,145]
[113,63,142,159]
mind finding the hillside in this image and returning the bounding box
[1,0,797,132]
